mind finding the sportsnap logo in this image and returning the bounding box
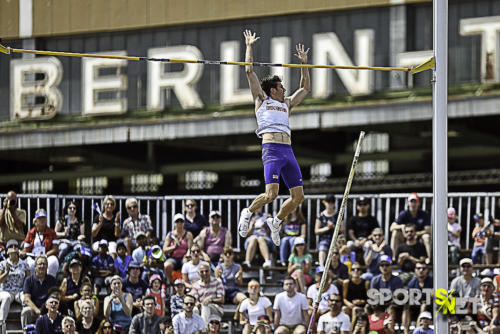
[435,289,456,314]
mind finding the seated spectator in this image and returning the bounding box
[55,201,85,259]
[307,266,339,317]
[412,311,433,334]
[112,240,132,279]
[287,237,313,294]
[145,274,166,317]
[163,213,193,284]
[207,314,223,334]
[21,255,57,328]
[369,304,393,334]
[172,294,206,334]
[214,246,246,305]
[103,275,133,332]
[315,195,339,266]
[59,259,90,316]
[279,206,306,266]
[170,279,186,319]
[474,277,499,333]
[0,239,30,334]
[370,255,403,292]
[141,244,167,284]
[273,276,310,334]
[342,262,369,320]
[450,258,480,298]
[197,210,232,263]
[328,249,349,288]
[75,299,100,334]
[243,209,275,269]
[336,235,354,268]
[131,232,148,264]
[22,209,59,277]
[347,197,380,264]
[57,243,92,281]
[182,245,209,288]
[191,263,224,324]
[74,282,99,319]
[40,286,63,316]
[471,213,490,264]
[129,295,165,334]
[121,261,148,315]
[91,240,114,295]
[35,294,63,333]
[183,199,209,240]
[0,191,26,244]
[404,261,432,334]
[96,319,114,334]
[351,311,370,334]
[62,316,76,334]
[121,197,153,254]
[91,195,120,258]
[390,193,431,258]
[239,280,273,334]
[395,223,427,285]
[362,228,392,282]
[447,207,461,265]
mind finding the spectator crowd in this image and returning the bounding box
[0,190,498,334]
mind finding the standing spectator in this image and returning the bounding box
[239,280,273,334]
[450,258,481,298]
[471,213,490,264]
[22,209,59,277]
[59,259,90,315]
[122,198,153,255]
[197,210,232,263]
[172,294,205,334]
[474,277,500,333]
[55,201,85,259]
[279,206,306,266]
[75,299,100,334]
[287,237,313,294]
[214,246,246,305]
[103,276,133,332]
[273,276,310,334]
[114,240,133,279]
[395,223,427,284]
[35,294,63,334]
[183,199,209,239]
[0,191,26,244]
[243,209,275,269]
[307,266,339,317]
[122,261,148,315]
[163,213,193,284]
[447,207,461,265]
[62,316,76,334]
[91,240,114,295]
[317,293,350,334]
[191,263,225,324]
[182,245,209,288]
[347,197,380,264]
[315,195,339,266]
[74,282,99,319]
[412,312,434,334]
[0,239,30,334]
[129,295,164,334]
[92,195,120,258]
[342,262,369,320]
[362,227,392,281]
[390,193,431,257]
[170,279,186,319]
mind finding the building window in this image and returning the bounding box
[126,174,163,193]
[310,163,332,183]
[22,180,53,193]
[184,171,218,190]
[72,177,108,195]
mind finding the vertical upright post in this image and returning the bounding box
[433,0,448,333]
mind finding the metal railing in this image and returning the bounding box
[4,192,499,252]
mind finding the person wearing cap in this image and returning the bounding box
[390,192,431,257]
[170,279,186,319]
[471,213,490,264]
[163,213,193,284]
[129,295,165,334]
[346,197,380,264]
[362,227,393,281]
[91,239,114,295]
[0,191,26,244]
[239,280,273,334]
[447,207,462,265]
[306,266,339,317]
[315,195,340,267]
[122,261,148,315]
[450,258,481,298]
[122,197,153,254]
[207,314,222,334]
[104,275,133,331]
[55,201,85,260]
[114,240,133,279]
[57,243,92,281]
[146,274,166,317]
[279,206,306,267]
[214,246,246,306]
[91,195,120,258]
[141,244,167,283]
[172,294,205,334]
[191,263,225,324]
[369,255,403,293]
[131,231,149,265]
[317,293,350,334]
[287,237,313,294]
[59,258,90,315]
[0,239,29,334]
[197,210,232,263]
[35,294,63,333]
[412,311,433,334]
[21,208,60,277]
[474,277,500,332]
[273,276,310,334]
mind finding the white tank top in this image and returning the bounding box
[255,97,291,137]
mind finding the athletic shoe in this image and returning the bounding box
[267,217,281,246]
[263,260,272,268]
[238,208,252,237]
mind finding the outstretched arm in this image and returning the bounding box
[286,44,311,109]
[243,29,266,108]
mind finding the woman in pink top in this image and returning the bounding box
[198,210,232,263]
[163,213,193,284]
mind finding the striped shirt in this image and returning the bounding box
[191,278,225,305]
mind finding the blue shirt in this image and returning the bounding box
[183,213,208,238]
[115,255,133,278]
[23,274,57,308]
[370,274,404,291]
[122,278,148,300]
[364,244,393,275]
[92,254,114,270]
[330,262,349,280]
[395,209,431,231]
[35,313,63,334]
[413,327,434,334]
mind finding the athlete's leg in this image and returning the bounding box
[276,186,304,220]
[249,183,279,213]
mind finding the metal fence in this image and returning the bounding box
[4,192,499,252]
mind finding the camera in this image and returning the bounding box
[460,320,470,331]
[8,199,16,207]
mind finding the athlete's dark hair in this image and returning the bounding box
[260,75,282,97]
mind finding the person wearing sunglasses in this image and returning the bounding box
[96,320,115,334]
[55,201,85,260]
[181,245,209,289]
[317,294,350,334]
[191,263,225,325]
[214,246,246,306]
[183,199,208,240]
[369,255,403,294]
[172,294,206,334]
[395,223,427,285]
[450,258,481,298]
[342,262,369,321]
[239,280,273,334]
[122,197,153,255]
[198,210,232,264]
[404,261,432,334]
[91,195,120,258]
[164,213,194,285]
[363,227,392,281]
[208,314,222,334]
[34,294,63,333]
[346,197,380,264]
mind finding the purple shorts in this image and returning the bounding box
[262,143,303,189]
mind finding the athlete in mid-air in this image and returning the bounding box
[238,29,311,246]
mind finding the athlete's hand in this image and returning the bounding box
[294,43,310,64]
[244,29,260,46]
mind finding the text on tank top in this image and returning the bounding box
[255,97,291,137]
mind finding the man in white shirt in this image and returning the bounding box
[306,266,339,316]
[273,276,310,334]
[172,294,205,334]
[317,294,351,334]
